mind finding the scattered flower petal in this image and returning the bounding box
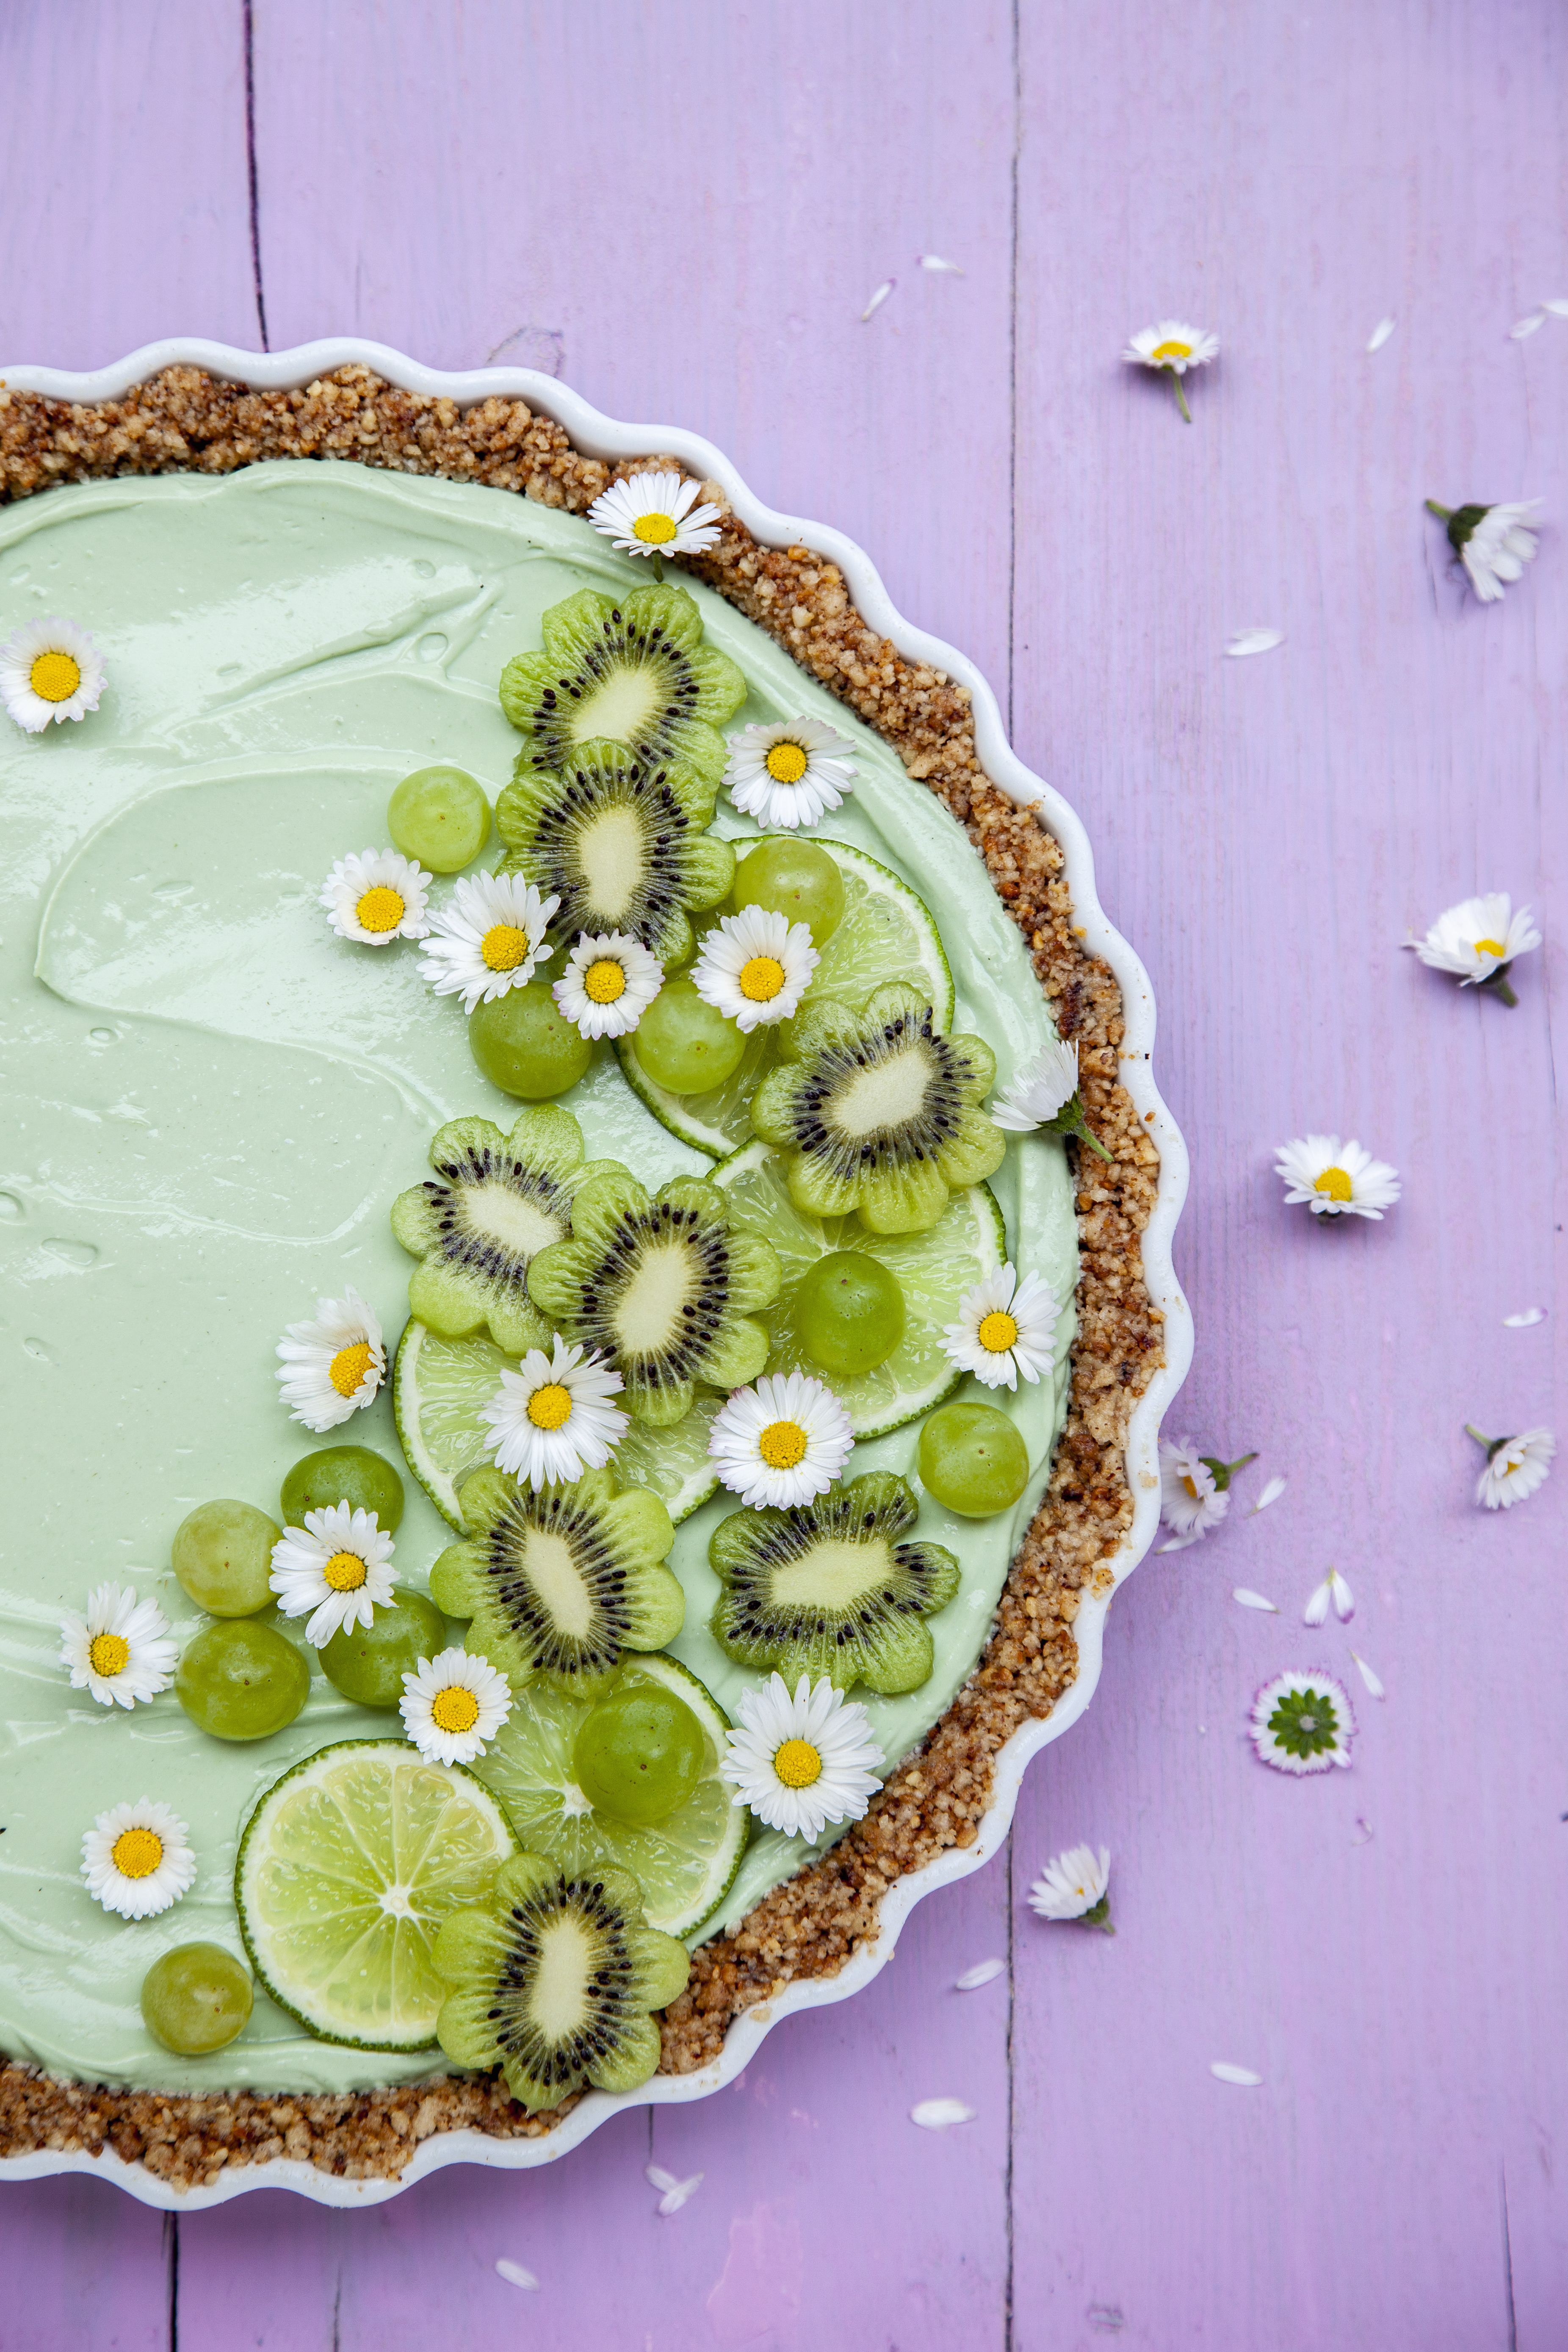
[724,1671,883,1841]
[1510,313,1545,338]
[495,2259,539,2291]
[1366,316,1396,352]
[954,1957,1006,1992]
[1352,1815,1375,1845]
[1504,1308,1547,1328]
[1250,1669,1355,1774]
[1157,1531,1203,1554]
[1232,1588,1279,1613]
[645,2164,704,2215]
[1351,1652,1385,1699]
[1225,627,1285,658]
[911,2098,976,2130]
[1541,298,1568,318]
[1468,1424,1555,1509]
[861,279,895,321]
[0,615,108,732]
[586,470,722,560]
[1249,1474,1288,1514]
[1303,1566,1355,1626]
[1209,2062,1263,2087]
[1028,1843,1112,1927]
[919,254,964,273]
[1275,1134,1400,1220]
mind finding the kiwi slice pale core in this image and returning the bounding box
[708,1469,961,1694]
[498,582,747,788]
[433,1853,690,2113]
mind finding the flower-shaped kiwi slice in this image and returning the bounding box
[430,1466,683,1691]
[498,581,747,790]
[433,1852,689,2114]
[750,981,1007,1235]
[709,1469,961,1695]
[527,1167,781,1428]
[390,1105,621,1356]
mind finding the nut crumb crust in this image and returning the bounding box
[0,367,1161,2189]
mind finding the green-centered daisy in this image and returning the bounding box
[480,1336,628,1489]
[722,1671,883,1840]
[399,1646,513,1766]
[418,870,558,1010]
[724,716,858,831]
[553,930,664,1041]
[81,1799,197,1920]
[586,470,724,561]
[319,848,431,944]
[691,905,819,1033]
[1249,1671,1355,1775]
[269,1503,398,1646]
[0,616,107,731]
[58,1583,177,1710]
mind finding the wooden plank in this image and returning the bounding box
[0,2180,169,2349]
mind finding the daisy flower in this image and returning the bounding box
[724,717,858,831]
[990,1038,1112,1162]
[481,1335,628,1488]
[81,1799,197,1920]
[552,930,663,1040]
[269,1503,397,1646]
[1122,320,1220,421]
[1274,1135,1401,1220]
[723,1671,883,1840]
[690,905,818,1033]
[320,847,431,946]
[1027,1844,1112,1929]
[586,470,724,562]
[708,1371,855,1510]
[275,1285,386,1433]
[1466,1423,1555,1510]
[1303,1566,1355,1624]
[1159,1438,1225,1538]
[399,1647,513,1766]
[943,1264,1059,1391]
[1249,1670,1355,1775]
[1408,892,1541,1006]
[58,1583,177,1710]
[418,871,558,1011]
[1426,498,1541,603]
[0,616,107,732]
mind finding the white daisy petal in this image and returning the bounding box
[861,279,895,321]
[585,469,723,560]
[1472,1425,1555,1510]
[319,848,432,946]
[1273,1134,1401,1220]
[1510,313,1545,339]
[550,930,662,1040]
[1159,1437,1228,1538]
[1504,1308,1547,1328]
[1249,1474,1287,1514]
[1351,1651,1385,1699]
[990,1037,1081,1132]
[269,1503,398,1647]
[418,872,559,1011]
[690,905,818,1033]
[1303,1567,1353,1626]
[0,616,108,733]
[910,2098,976,2129]
[80,1799,197,1920]
[1225,627,1285,657]
[58,1583,177,1710]
[1027,1843,1112,1922]
[399,1647,513,1765]
[1408,892,1541,987]
[1232,1588,1279,1613]
[1249,1670,1355,1774]
[275,1286,386,1433]
[708,1372,853,1509]
[481,1336,627,1489]
[644,2165,704,2215]
[1540,298,1568,317]
[494,2261,539,2292]
[942,1262,1059,1391]
[724,716,858,831]
[918,254,964,274]
[1209,2062,1264,2088]
[1366,316,1396,353]
[723,1671,883,1841]
[1122,320,1220,375]
[954,1957,1006,1991]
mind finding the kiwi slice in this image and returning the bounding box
[496,739,735,968]
[429,1465,683,1689]
[751,980,1007,1235]
[498,581,747,789]
[708,1469,961,1694]
[528,1166,781,1428]
[390,1106,620,1356]
[433,1852,690,2114]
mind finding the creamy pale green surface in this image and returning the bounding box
[0,464,1076,2092]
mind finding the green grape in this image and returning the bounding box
[281,1445,404,1534]
[730,838,845,946]
[572,1686,706,1826]
[634,978,747,1094]
[470,981,592,1099]
[387,765,491,872]
[170,1500,280,1617]
[319,1591,446,1710]
[141,1943,254,2055]
[918,1401,1030,1519]
[794,1251,906,1376]
[174,1619,310,1741]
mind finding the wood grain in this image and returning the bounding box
[3,0,1568,2343]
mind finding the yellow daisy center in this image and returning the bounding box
[527,1382,574,1431]
[324,1550,368,1591]
[30,650,82,702]
[430,1685,481,1735]
[356,885,406,934]
[1473,936,1507,958]
[758,1419,808,1470]
[740,955,786,1002]
[1314,1167,1353,1202]
[764,741,810,785]
[976,1310,1019,1355]
[88,1633,130,1678]
[481,922,533,972]
[774,1738,823,1789]
[329,1340,374,1398]
[585,957,627,1004]
[1151,340,1192,362]
[112,1827,164,1879]
[1181,1474,1200,1500]
[633,511,678,545]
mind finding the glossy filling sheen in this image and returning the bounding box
[0,463,1077,2093]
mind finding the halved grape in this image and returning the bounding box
[729,837,845,946]
[633,977,747,1093]
[281,1445,404,1535]
[794,1251,906,1376]
[319,1591,446,1710]
[572,1685,707,1827]
[141,1944,254,2055]
[469,982,592,1099]
[174,1620,311,1741]
[918,1401,1030,1518]
[171,1500,280,1617]
[387,765,491,872]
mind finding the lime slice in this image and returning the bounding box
[394,1317,721,1531]
[470,1653,747,1940]
[234,1740,520,2050]
[616,838,954,1159]
[712,1138,1006,1438]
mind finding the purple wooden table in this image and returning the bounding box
[6,3,1567,2342]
